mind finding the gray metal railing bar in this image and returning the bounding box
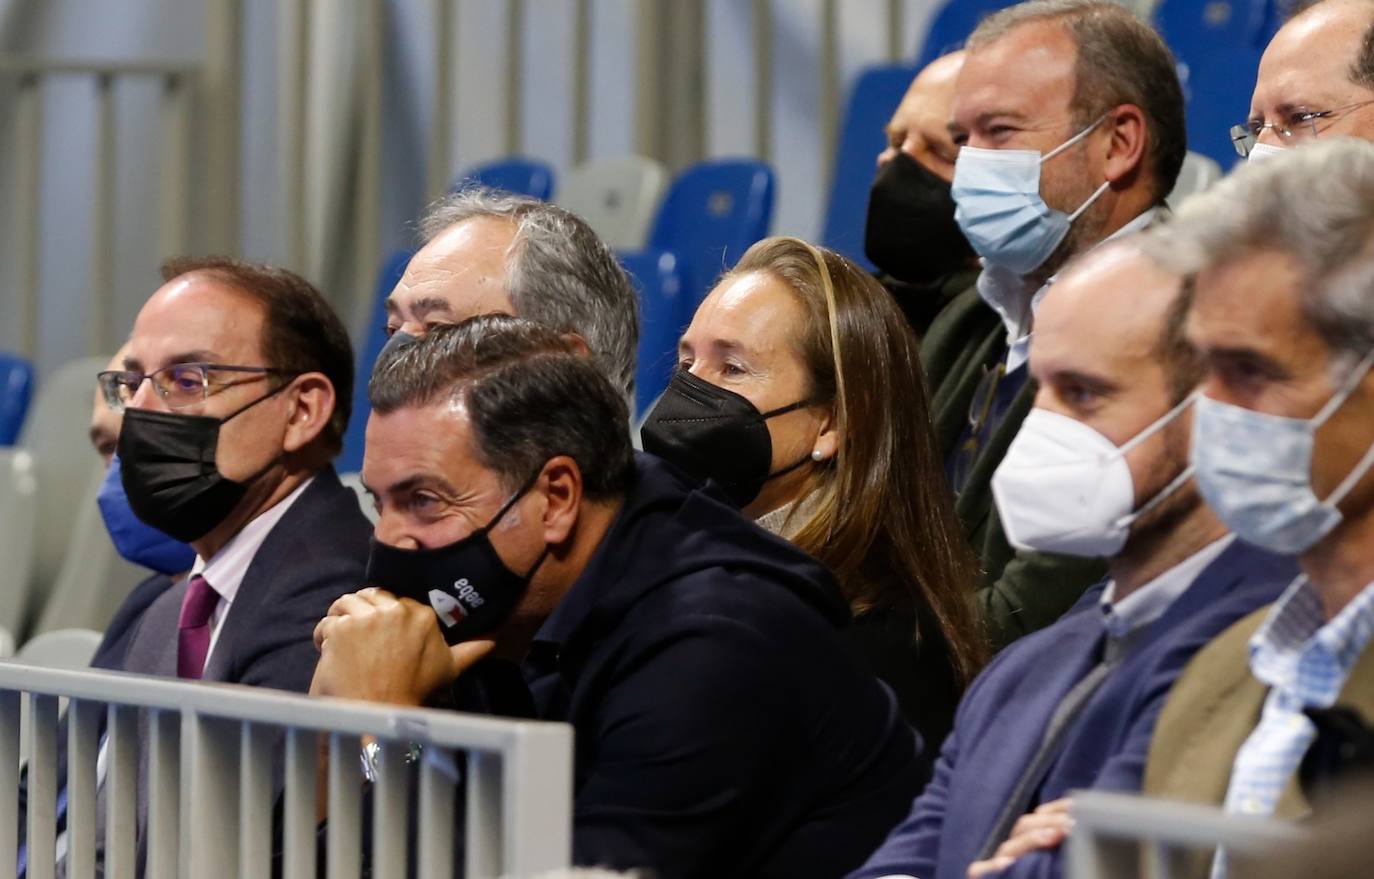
[104,705,136,879]
[26,695,57,879]
[418,753,457,879]
[283,727,319,879]
[146,710,178,879]
[326,732,362,879]
[65,700,100,879]
[0,58,199,77]
[1066,790,1307,879]
[0,666,567,753]
[0,692,17,879]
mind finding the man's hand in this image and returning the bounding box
[966,798,1075,878]
[309,587,495,706]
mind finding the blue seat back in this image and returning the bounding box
[337,249,415,475]
[620,249,688,418]
[1155,0,1280,169]
[648,158,775,309]
[452,157,556,201]
[0,354,34,447]
[916,0,1019,68]
[822,63,919,269]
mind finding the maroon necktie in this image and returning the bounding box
[177,575,219,679]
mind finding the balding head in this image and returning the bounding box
[878,51,966,182]
[1032,240,1197,432]
[1250,0,1374,149]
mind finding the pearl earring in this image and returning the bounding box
[811,449,824,462]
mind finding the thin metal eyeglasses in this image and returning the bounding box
[1230,99,1374,157]
[97,363,298,413]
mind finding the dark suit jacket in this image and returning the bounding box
[848,540,1297,879]
[18,467,371,874]
[882,265,981,342]
[116,467,371,688]
[919,282,1107,649]
[466,454,924,879]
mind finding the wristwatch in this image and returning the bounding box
[359,739,423,784]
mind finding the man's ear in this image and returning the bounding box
[1102,104,1148,187]
[539,455,585,546]
[282,372,335,454]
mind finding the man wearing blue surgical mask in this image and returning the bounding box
[848,241,1294,879]
[1141,139,1374,879]
[85,346,192,668]
[918,0,1189,650]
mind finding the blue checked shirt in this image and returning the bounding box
[1211,575,1374,878]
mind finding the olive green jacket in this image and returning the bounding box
[919,281,1106,651]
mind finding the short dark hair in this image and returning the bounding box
[969,0,1187,204]
[368,315,634,501]
[1154,275,1202,402]
[160,256,354,455]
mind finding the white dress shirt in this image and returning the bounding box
[977,207,1160,374]
[189,475,314,671]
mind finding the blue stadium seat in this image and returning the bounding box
[916,0,1019,68]
[648,158,775,309]
[337,249,414,475]
[452,157,556,201]
[0,354,34,447]
[1155,0,1280,169]
[822,63,919,270]
[620,249,688,418]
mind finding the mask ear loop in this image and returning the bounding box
[1109,392,1199,530]
[478,467,547,537]
[1318,349,1374,509]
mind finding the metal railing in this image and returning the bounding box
[1066,790,1306,879]
[0,57,200,362]
[0,664,573,879]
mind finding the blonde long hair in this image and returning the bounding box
[724,237,987,683]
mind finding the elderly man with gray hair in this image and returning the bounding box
[383,187,639,402]
[1139,138,1374,878]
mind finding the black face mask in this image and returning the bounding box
[377,329,418,365]
[118,391,286,544]
[365,471,547,645]
[864,151,976,285]
[640,370,814,508]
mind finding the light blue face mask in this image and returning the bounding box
[1192,350,1374,555]
[952,115,1111,276]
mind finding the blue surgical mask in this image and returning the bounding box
[96,455,197,575]
[952,115,1111,275]
[1192,351,1374,555]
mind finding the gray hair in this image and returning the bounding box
[967,0,1187,204]
[420,187,639,400]
[1141,138,1374,367]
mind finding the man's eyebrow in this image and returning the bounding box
[384,297,400,316]
[166,350,220,366]
[409,297,454,318]
[382,473,459,497]
[1050,368,1118,394]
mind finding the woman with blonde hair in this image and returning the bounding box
[642,235,985,763]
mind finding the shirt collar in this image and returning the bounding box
[978,206,1160,374]
[190,476,314,607]
[1099,534,1234,639]
[1249,574,1374,704]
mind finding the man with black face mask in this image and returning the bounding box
[310,315,923,879]
[866,51,980,338]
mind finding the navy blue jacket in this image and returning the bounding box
[515,454,923,878]
[848,539,1297,879]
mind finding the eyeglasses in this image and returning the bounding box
[1230,100,1374,157]
[97,363,297,413]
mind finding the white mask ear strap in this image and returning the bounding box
[1117,392,1197,457]
[1068,181,1111,222]
[1313,348,1374,426]
[1327,437,1374,509]
[1115,464,1195,530]
[1042,112,1113,162]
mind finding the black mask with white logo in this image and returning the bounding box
[864,151,975,285]
[640,369,814,508]
[118,390,287,544]
[364,470,547,645]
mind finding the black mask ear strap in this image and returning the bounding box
[478,466,548,536]
[765,450,818,482]
[220,373,304,423]
[759,398,814,421]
